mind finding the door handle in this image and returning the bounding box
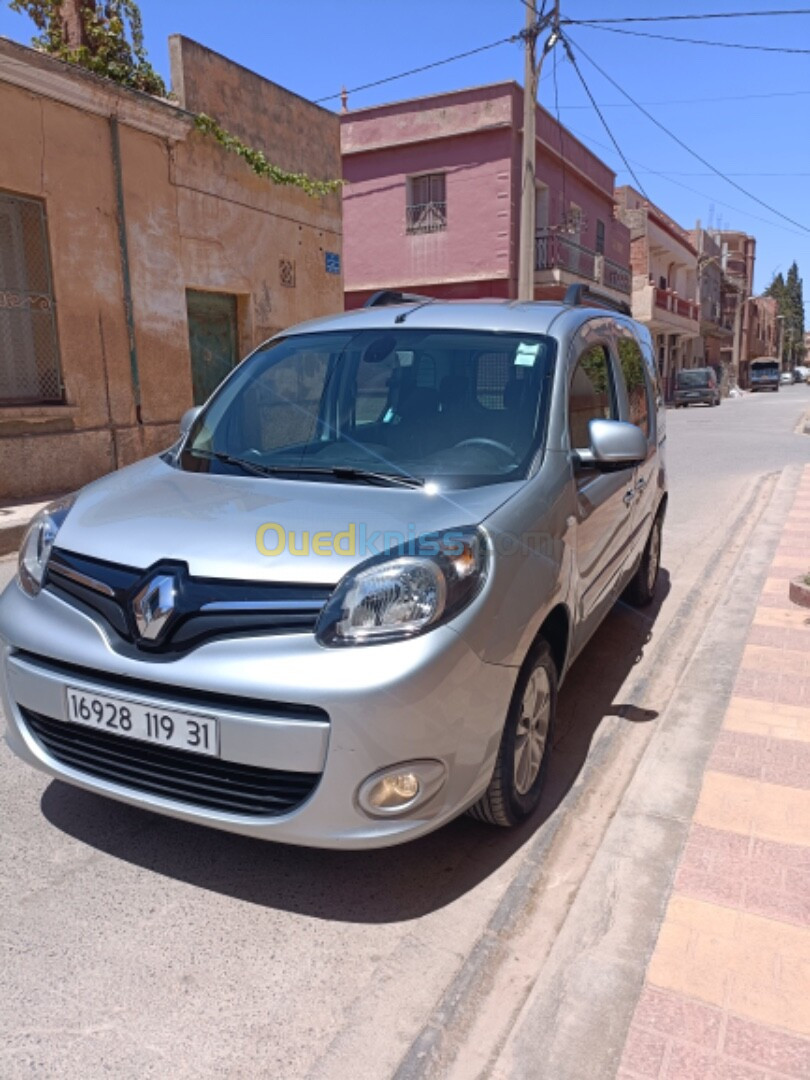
[623,490,635,507]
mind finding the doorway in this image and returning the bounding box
[186,289,239,405]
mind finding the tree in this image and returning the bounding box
[10,0,166,95]
[766,263,805,365]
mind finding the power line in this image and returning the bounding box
[314,35,518,104]
[555,88,810,109]
[566,8,810,23]
[565,122,808,238]
[573,23,810,55]
[560,38,650,201]
[563,32,810,235]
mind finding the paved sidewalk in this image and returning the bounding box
[617,466,810,1080]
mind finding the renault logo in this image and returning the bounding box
[132,573,177,641]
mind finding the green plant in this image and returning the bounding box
[193,114,342,198]
[10,0,166,94]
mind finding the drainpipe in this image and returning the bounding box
[109,114,142,424]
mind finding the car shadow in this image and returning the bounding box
[41,571,671,925]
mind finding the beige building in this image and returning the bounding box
[0,35,343,501]
[615,186,701,400]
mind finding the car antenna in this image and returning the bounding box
[394,297,438,324]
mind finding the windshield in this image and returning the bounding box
[180,328,556,487]
[676,370,711,388]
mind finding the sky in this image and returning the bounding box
[2,0,809,303]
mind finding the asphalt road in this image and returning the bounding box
[1,385,808,1079]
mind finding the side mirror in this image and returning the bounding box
[179,406,202,438]
[579,418,647,469]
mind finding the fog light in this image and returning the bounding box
[357,760,447,818]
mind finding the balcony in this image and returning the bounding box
[632,282,700,333]
[654,286,699,322]
[534,230,631,298]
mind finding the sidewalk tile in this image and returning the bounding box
[723,1015,810,1077]
[648,896,810,1033]
[632,985,722,1050]
[693,772,810,847]
[620,1026,668,1077]
[709,730,810,790]
[662,1042,768,1079]
[724,697,810,744]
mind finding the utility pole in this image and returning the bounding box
[518,0,560,301]
[777,314,785,369]
[731,283,746,390]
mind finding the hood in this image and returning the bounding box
[55,456,521,584]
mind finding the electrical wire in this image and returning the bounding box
[560,39,650,201]
[567,8,810,23]
[563,32,810,235]
[572,23,810,55]
[314,35,518,104]
[551,45,569,218]
[556,88,810,110]
[563,122,808,239]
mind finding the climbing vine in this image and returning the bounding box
[10,0,343,197]
[193,114,343,198]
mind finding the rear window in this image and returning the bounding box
[676,370,711,388]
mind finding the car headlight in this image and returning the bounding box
[316,526,489,646]
[18,494,76,597]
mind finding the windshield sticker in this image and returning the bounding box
[515,342,540,367]
[396,350,415,367]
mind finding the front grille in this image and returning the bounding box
[45,547,332,657]
[22,709,321,817]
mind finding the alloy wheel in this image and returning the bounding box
[513,667,551,795]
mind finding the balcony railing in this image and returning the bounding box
[535,230,631,295]
[654,286,699,322]
[602,257,631,295]
[535,231,596,280]
[406,201,447,234]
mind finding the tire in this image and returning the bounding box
[624,510,663,608]
[468,640,557,827]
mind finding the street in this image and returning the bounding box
[1,386,808,1079]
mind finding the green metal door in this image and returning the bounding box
[186,290,238,405]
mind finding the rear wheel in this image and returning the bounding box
[468,640,557,827]
[624,510,663,608]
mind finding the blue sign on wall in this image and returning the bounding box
[325,251,341,275]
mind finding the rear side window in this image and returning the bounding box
[616,337,650,438]
[569,345,614,449]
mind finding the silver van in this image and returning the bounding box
[0,288,667,848]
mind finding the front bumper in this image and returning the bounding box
[0,580,516,848]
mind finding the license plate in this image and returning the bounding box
[63,687,219,757]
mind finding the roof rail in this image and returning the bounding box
[364,289,435,308]
[563,284,632,318]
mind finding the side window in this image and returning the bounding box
[616,337,651,438]
[569,344,614,449]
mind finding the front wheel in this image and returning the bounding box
[624,511,663,608]
[468,640,557,827]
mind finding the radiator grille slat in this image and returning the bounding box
[22,709,320,817]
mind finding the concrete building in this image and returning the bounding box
[748,294,779,364]
[713,230,756,389]
[615,186,700,399]
[340,83,631,308]
[691,226,733,383]
[0,35,343,501]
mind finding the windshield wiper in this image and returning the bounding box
[191,451,423,488]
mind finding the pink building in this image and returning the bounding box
[341,82,631,308]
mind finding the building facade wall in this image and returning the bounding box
[0,37,342,501]
[341,82,629,306]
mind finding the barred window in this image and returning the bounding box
[0,192,63,404]
[406,173,446,234]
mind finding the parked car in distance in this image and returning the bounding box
[750,358,780,392]
[793,366,809,384]
[673,367,721,408]
[780,371,793,385]
[0,287,667,849]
